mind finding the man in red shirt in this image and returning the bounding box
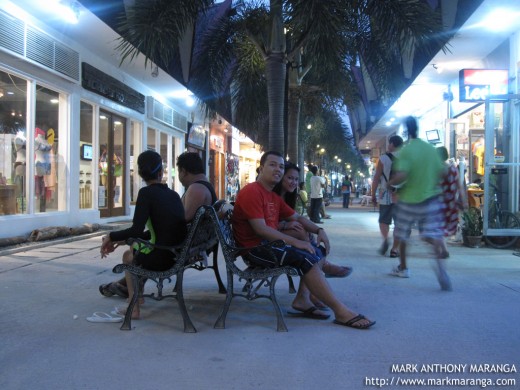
[232,151,375,329]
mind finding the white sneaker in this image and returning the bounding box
[390,265,409,278]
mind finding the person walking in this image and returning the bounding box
[309,165,325,224]
[341,176,354,208]
[388,116,451,290]
[371,135,403,257]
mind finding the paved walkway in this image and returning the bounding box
[1,201,519,389]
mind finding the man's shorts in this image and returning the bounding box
[134,249,176,272]
[244,241,325,276]
[394,196,444,241]
[379,204,395,225]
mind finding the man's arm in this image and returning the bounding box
[371,160,383,203]
[387,171,407,187]
[249,218,316,254]
[294,214,330,254]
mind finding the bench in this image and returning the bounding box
[206,203,300,332]
[112,205,224,332]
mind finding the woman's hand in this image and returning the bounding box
[285,221,304,232]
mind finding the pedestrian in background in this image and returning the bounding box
[341,175,354,208]
[371,135,403,257]
[388,117,451,290]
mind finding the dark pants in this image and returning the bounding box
[310,197,323,222]
[342,192,350,208]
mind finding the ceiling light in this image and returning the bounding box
[481,9,520,32]
[59,0,81,24]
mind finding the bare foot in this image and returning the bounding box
[310,294,329,310]
[114,305,140,320]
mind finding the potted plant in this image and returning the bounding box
[461,208,483,248]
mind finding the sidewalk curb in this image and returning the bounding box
[0,231,106,257]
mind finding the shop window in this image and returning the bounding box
[34,85,66,213]
[79,101,94,209]
[130,120,142,204]
[0,70,27,215]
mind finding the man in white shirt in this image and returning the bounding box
[371,135,403,257]
[309,166,325,224]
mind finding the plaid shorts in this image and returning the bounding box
[394,196,444,241]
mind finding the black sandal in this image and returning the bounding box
[99,283,114,297]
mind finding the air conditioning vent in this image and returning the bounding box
[54,41,80,80]
[26,26,54,69]
[0,11,24,56]
[0,9,80,82]
[147,97,187,132]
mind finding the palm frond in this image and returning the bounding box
[116,0,213,68]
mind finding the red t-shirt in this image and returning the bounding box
[232,182,295,248]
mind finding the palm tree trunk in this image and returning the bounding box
[266,0,286,153]
[287,85,300,163]
[266,53,286,153]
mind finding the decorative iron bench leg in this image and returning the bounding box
[211,248,227,294]
[214,268,235,329]
[287,275,296,294]
[270,275,289,332]
[120,274,141,331]
[175,270,197,333]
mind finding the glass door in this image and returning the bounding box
[483,97,520,246]
[98,110,126,217]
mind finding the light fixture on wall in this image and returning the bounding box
[151,65,159,78]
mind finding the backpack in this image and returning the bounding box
[382,152,397,191]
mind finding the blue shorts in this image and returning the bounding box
[394,196,444,241]
[244,241,325,276]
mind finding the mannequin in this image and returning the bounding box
[13,130,27,212]
[472,136,485,177]
[14,130,26,175]
[35,128,52,211]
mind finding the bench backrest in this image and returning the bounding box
[172,205,218,264]
[205,202,241,262]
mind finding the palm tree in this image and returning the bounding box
[115,0,446,157]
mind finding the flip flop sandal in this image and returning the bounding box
[108,282,129,298]
[288,306,331,320]
[389,250,400,258]
[99,284,114,297]
[333,314,376,329]
[86,312,123,323]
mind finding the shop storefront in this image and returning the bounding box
[0,3,202,239]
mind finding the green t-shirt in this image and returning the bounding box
[305,171,313,193]
[394,138,444,204]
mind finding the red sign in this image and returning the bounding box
[459,69,508,102]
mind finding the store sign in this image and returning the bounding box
[459,69,508,102]
[82,63,145,113]
[491,168,508,175]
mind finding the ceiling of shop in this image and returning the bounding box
[2,0,196,116]
[358,0,520,151]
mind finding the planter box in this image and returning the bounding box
[463,235,482,248]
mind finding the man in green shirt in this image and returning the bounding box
[388,116,450,290]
